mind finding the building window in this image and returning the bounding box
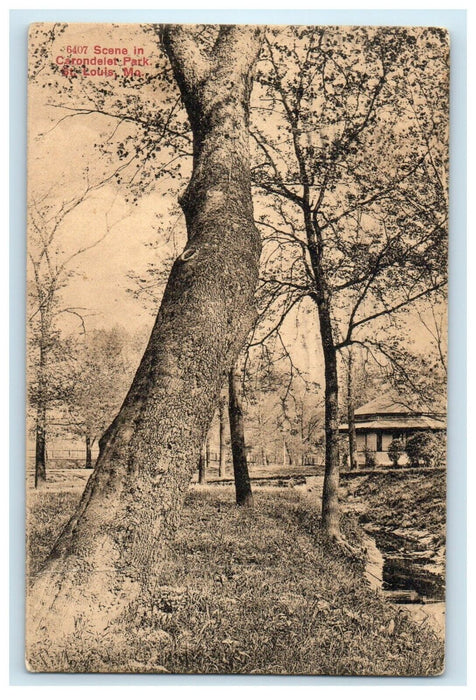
[376,431,382,452]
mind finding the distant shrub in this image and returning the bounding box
[364,448,376,469]
[387,438,405,467]
[405,432,446,468]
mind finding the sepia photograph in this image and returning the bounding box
[25,22,448,675]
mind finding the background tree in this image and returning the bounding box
[246,356,323,467]
[228,366,254,506]
[27,186,118,485]
[337,345,385,469]
[356,309,447,415]
[58,326,140,468]
[218,394,227,477]
[343,348,358,470]
[197,440,208,485]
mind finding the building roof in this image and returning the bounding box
[354,394,445,419]
[339,416,446,432]
[338,393,446,433]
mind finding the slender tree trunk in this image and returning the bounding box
[85,435,92,470]
[319,313,340,539]
[228,368,253,507]
[218,397,226,477]
[285,440,293,466]
[347,350,358,471]
[308,267,341,539]
[198,441,207,484]
[34,402,46,487]
[27,25,263,662]
[206,436,211,471]
[34,325,47,487]
[303,204,341,539]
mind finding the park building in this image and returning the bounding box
[338,394,446,467]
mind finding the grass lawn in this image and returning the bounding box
[27,484,444,675]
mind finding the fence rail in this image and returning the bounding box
[27,449,99,458]
[27,449,321,466]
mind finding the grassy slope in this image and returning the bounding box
[27,485,444,675]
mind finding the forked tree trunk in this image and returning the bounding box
[218,397,227,477]
[228,368,253,507]
[346,350,358,471]
[27,24,262,663]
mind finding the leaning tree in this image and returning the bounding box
[27,24,263,660]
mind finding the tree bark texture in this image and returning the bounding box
[27,24,263,661]
[228,369,254,507]
[346,351,358,471]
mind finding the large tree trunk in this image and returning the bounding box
[218,397,227,477]
[228,368,254,507]
[27,25,262,663]
[346,350,358,471]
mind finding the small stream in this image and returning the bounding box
[296,476,445,640]
[362,529,445,640]
[362,524,445,600]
